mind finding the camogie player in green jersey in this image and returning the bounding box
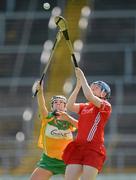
[30,81,75,180]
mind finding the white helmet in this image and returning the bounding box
[51,95,67,107]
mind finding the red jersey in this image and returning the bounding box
[76,100,111,146]
[62,100,112,171]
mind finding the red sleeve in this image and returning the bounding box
[99,100,112,113]
[78,103,86,114]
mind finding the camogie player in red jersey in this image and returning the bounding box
[58,67,112,180]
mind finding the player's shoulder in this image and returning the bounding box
[101,99,112,111]
[103,99,111,107]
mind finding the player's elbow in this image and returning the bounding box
[85,92,93,102]
[66,103,74,112]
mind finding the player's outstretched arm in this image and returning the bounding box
[67,75,81,113]
[36,81,48,119]
[75,68,102,108]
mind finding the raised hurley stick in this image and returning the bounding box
[55,16,78,68]
[33,31,63,97]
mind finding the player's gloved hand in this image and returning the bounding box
[32,80,43,96]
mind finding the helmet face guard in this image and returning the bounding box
[51,95,67,107]
[92,81,111,99]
